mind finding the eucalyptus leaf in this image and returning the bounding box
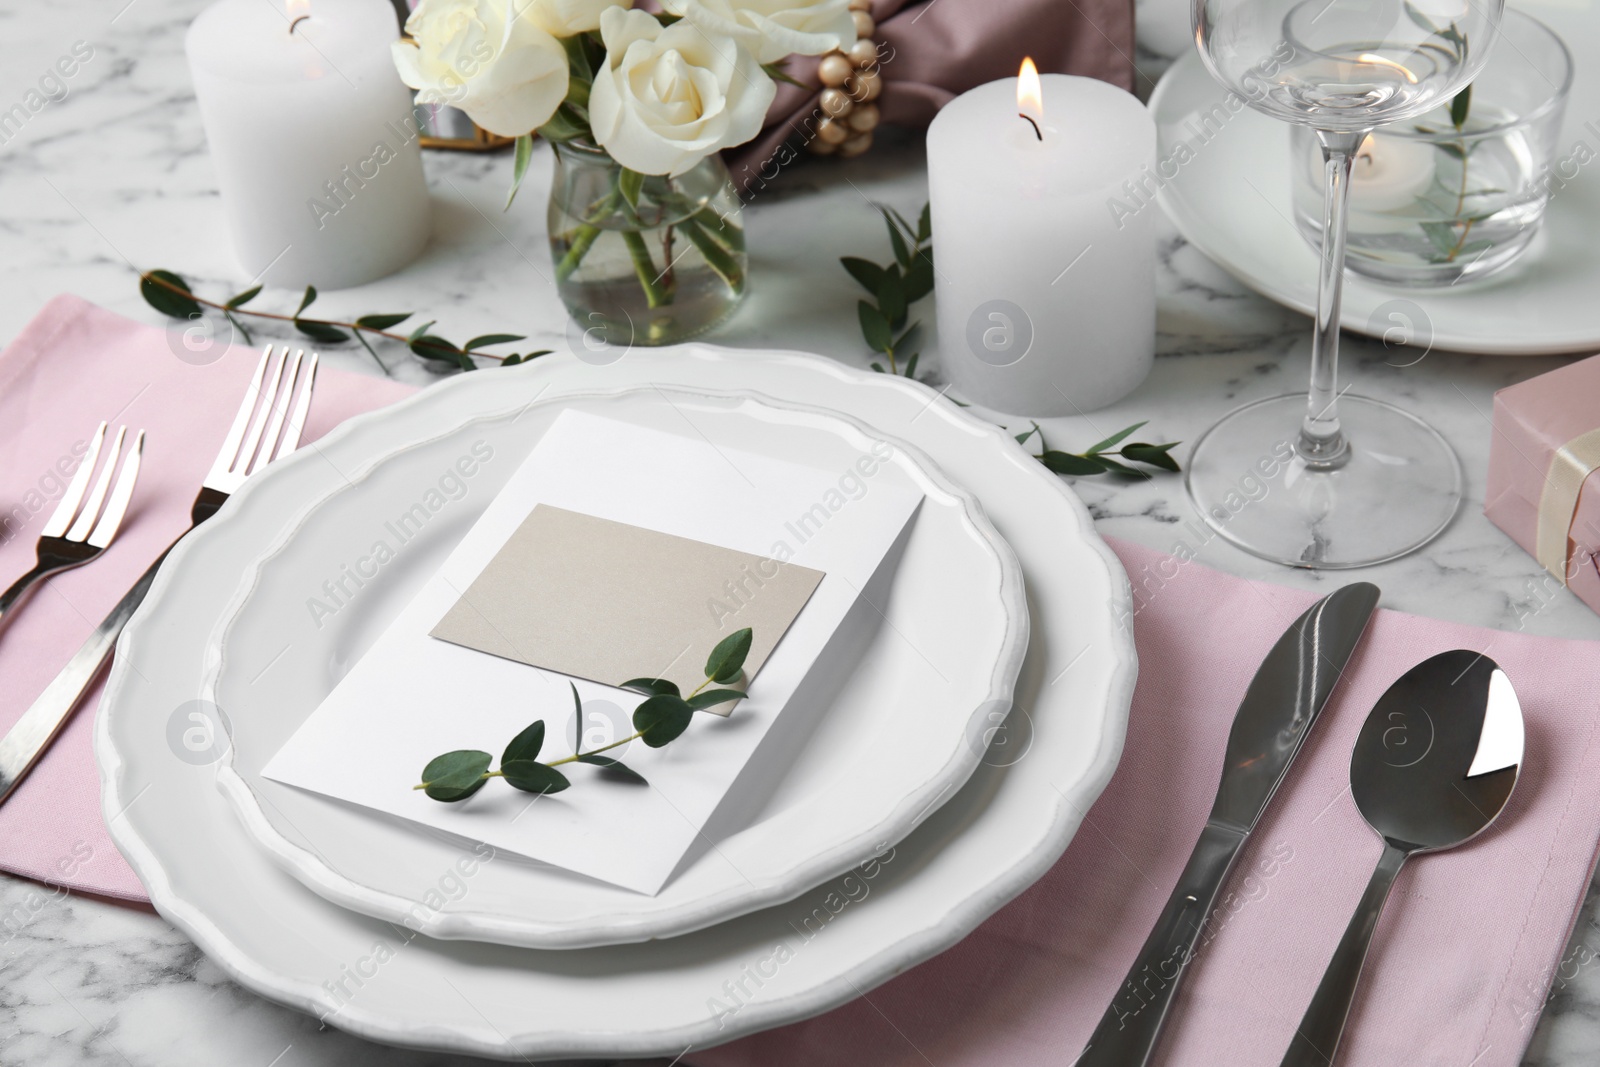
[1095,455,1154,479]
[687,688,747,711]
[502,759,570,795]
[355,312,412,330]
[633,694,694,747]
[1122,443,1183,472]
[1435,142,1466,161]
[841,256,887,295]
[705,627,753,683]
[577,754,647,784]
[1039,450,1109,476]
[408,320,437,342]
[1419,221,1460,254]
[465,333,526,350]
[858,301,892,353]
[882,210,911,267]
[420,750,492,802]
[140,270,202,319]
[502,719,546,767]
[903,254,934,303]
[225,285,262,310]
[917,203,931,244]
[1086,421,1147,455]
[877,267,906,327]
[620,677,680,697]
[507,133,535,210]
[893,322,921,358]
[903,351,920,378]
[1450,84,1472,130]
[295,286,318,317]
[295,319,349,344]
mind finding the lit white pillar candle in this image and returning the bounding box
[186,0,431,290]
[928,62,1156,415]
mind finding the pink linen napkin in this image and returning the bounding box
[0,294,413,900]
[699,538,1600,1067]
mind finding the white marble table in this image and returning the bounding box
[3,1,1598,1063]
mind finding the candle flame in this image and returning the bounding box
[1357,53,1418,84]
[286,0,311,31]
[1018,57,1043,140]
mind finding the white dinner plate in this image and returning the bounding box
[97,346,1136,1060]
[208,386,1028,949]
[1150,0,1600,356]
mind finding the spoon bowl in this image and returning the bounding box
[1280,650,1523,1067]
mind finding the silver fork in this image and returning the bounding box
[0,422,146,631]
[0,344,317,805]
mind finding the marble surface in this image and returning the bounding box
[3,0,1599,1063]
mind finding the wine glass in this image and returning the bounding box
[1187,0,1503,567]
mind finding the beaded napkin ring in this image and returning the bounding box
[808,0,883,159]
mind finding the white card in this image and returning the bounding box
[262,410,924,895]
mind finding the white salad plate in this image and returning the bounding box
[97,346,1136,1060]
[1150,0,1600,356]
[207,386,1028,949]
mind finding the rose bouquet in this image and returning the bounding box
[394,0,858,344]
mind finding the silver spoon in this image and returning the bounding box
[1280,649,1524,1066]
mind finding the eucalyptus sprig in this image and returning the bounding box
[415,628,754,802]
[139,270,550,375]
[841,203,934,377]
[1015,420,1182,480]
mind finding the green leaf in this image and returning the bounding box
[501,759,570,795]
[464,333,525,350]
[411,334,470,369]
[858,301,893,353]
[705,627,753,683]
[1039,450,1109,476]
[916,203,931,244]
[1403,2,1441,35]
[761,60,811,89]
[893,322,921,358]
[633,694,695,748]
[506,133,535,210]
[408,319,436,342]
[877,267,906,328]
[295,319,349,344]
[1450,84,1471,130]
[1086,421,1147,455]
[140,270,202,319]
[295,286,318,317]
[1435,142,1465,161]
[840,256,887,295]
[577,754,647,784]
[569,682,584,752]
[903,253,934,304]
[1419,221,1459,255]
[502,719,546,767]
[1121,443,1183,472]
[687,688,747,711]
[869,362,885,373]
[619,168,645,210]
[1015,422,1041,446]
[225,285,261,310]
[420,750,492,802]
[620,677,680,697]
[903,351,920,379]
[356,312,412,331]
[1096,455,1154,479]
[882,209,911,267]
[561,32,594,81]
[224,310,253,345]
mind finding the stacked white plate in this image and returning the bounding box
[96,346,1137,1060]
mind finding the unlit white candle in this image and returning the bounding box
[927,73,1156,415]
[186,0,430,290]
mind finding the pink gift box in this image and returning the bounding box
[1485,353,1600,618]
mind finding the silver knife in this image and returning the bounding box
[1077,581,1381,1067]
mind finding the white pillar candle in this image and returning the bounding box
[928,67,1156,416]
[186,0,430,290]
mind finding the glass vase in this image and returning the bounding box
[547,142,747,347]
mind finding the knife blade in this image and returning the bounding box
[1077,581,1381,1067]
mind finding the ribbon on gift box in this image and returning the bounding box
[1534,427,1600,584]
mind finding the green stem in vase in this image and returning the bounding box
[622,229,671,308]
[556,223,603,283]
[692,207,744,253]
[679,216,745,290]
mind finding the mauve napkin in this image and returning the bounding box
[698,540,1600,1067]
[0,294,412,900]
[723,0,1137,187]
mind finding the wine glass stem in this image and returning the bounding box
[1300,128,1370,470]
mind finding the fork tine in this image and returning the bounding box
[65,426,126,542]
[40,422,107,539]
[205,346,271,488]
[274,351,318,461]
[234,346,287,475]
[249,348,303,476]
[86,430,145,550]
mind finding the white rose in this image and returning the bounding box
[660,0,855,63]
[520,0,633,37]
[392,0,568,138]
[589,7,776,176]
